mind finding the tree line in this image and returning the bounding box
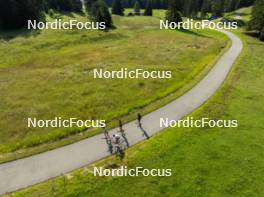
[0,0,84,29]
[165,0,256,24]
[104,0,168,9]
[0,0,153,29]
[249,0,264,40]
[166,0,263,41]
[0,0,263,40]
[45,0,83,12]
[165,0,256,19]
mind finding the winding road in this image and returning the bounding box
[0,30,243,195]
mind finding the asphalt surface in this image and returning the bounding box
[0,30,243,195]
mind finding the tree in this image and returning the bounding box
[127,0,136,7]
[191,0,199,17]
[144,0,153,16]
[249,0,264,31]
[183,0,199,17]
[72,0,83,12]
[238,0,256,7]
[56,0,73,11]
[45,0,59,10]
[197,0,204,10]
[166,0,182,22]
[152,0,160,9]
[160,0,169,9]
[260,27,264,41]
[134,1,141,15]
[211,0,224,17]
[85,0,98,12]
[227,0,240,11]
[122,0,129,8]
[45,0,83,12]
[0,0,45,29]
[112,0,124,15]
[90,0,113,28]
[201,0,211,18]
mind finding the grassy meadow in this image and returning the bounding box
[0,10,228,156]
[8,27,264,197]
[225,6,252,22]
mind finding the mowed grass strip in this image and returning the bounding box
[9,30,264,197]
[0,12,227,154]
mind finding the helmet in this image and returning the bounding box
[113,134,120,138]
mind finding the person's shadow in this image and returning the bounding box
[138,123,150,139]
[121,133,130,148]
[103,137,113,154]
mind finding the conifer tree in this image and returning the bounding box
[46,0,82,12]
[201,0,211,18]
[197,0,204,10]
[45,0,59,10]
[56,0,73,11]
[183,0,191,16]
[144,0,153,16]
[183,0,199,17]
[249,0,264,32]
[0,0,45,29]
[134,1,141,15]
[260,27,264,41]
[72,0,83,12]
[161,0,169,9]
[122,0,129,8]
[238,0,256,7]
[211,0,224,16]
[166,0,182,23]
[85,0,98,12]
[128,0,136,8]
[191,0,199,17]
[152,0,160,9]
[226,0,238,11]
[90,0,113,28]
[112,0,124,15]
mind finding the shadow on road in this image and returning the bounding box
[121,134,130,148]
[138,123,150,139]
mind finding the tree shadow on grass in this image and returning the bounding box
[0,29,41,41]
[178,28,211,38]
[58,11,75,18]
[231,12,249,16]
[243,31,260,39]
[55,11,86,18]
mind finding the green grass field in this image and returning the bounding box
[224,6,252,26]
[0,11,228,157]
[226,6,252,22]
[8,26,264,197]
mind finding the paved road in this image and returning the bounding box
[0,30,243,195]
